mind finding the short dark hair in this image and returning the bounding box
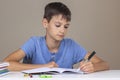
[43,2,71,22]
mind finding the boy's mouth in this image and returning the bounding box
[58,35,64,38]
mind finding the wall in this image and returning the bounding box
[0,0,120,69]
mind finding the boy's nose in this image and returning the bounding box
[60,27,65,33]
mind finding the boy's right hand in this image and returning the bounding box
[47,61,58,68]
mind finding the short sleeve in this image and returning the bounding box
[20,37,36,58]
[72,40,87,64]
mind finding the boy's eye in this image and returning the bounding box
[55,25,61,27]
[64,26,68,29]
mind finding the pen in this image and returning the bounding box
[87,51,96,61]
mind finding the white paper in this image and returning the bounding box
[22,67,84,74]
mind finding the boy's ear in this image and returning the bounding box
[42,18,48,28]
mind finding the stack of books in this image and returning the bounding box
[0,62,9,76]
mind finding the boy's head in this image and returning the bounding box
[43,2,71,22]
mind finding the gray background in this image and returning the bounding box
[0,0,120,69]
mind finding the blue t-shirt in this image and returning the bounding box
[21,36,87,68]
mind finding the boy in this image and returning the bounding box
[3,2,109,73]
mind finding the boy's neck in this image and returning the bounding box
[45,36,61,53]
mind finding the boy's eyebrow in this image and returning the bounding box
[64,23,70,27]
[54,22,61,24]
[55,21,70,26]
[65,23,70,26]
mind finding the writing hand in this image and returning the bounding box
[79,61,94,73]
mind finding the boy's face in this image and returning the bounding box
[43,14,70,41]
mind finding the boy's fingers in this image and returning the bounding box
[80,61,94,73]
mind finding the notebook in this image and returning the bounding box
[22,67,84,75]
[0,62,9,68]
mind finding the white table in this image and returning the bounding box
[0,70,120,80]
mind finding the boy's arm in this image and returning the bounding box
[79,52,109,73]
[3,49,58,71]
